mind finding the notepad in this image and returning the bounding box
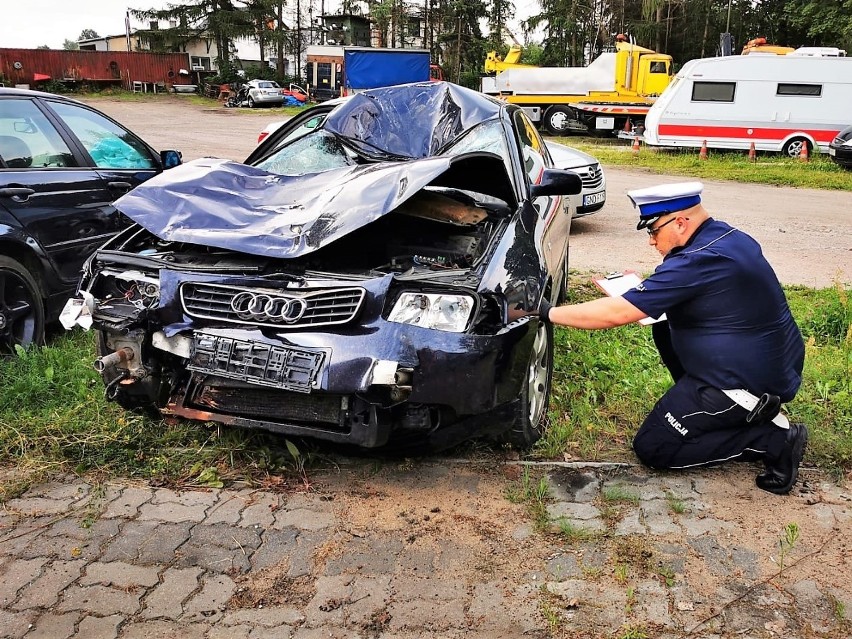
[592,271,665,325]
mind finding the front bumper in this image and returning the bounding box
[829,143,852,168]
[89,268,537,448]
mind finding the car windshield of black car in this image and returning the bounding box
[255,117,510,181]
[254,129,355,175]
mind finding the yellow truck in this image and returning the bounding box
[484,45,536,74]
[482,40,673,135]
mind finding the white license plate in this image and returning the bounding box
[583,191,606,206]
[595,116,615,130]
[829,147,836,156]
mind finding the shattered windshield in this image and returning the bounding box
[255,118,508,178]
[254,130,354,176]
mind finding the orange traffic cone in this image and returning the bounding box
[623,118,633,134]
[699,140,708,160]
[800,142,809,162]
[632,135,640,155]
[748,142,756,162]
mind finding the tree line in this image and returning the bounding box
[77,0,851,87]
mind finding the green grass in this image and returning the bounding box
[1,278,849,496]
[539,275,852,476]
[0,331,311,499]
[553,136,852,191]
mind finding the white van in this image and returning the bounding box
[642,55,852,156]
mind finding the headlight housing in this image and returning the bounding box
[388,292,474,332]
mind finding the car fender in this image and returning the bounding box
[0,222,59,289]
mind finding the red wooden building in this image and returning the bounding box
[0,49,194,91]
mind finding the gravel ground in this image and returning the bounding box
[84,94,852,288]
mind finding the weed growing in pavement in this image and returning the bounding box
[624,585,637,614]
[556,137,852,191]
[504,466,551,531]
[556,519,598,543]
[656,563,676,588]
[602,485,640,505]
[828,594,847,624]
[614,563,630,584]
[665,492,686,514]
[80,482,107,529]
[538,590,563,635]
[776,522,800,574]
[617,624,649,639]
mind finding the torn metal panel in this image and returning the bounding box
[112,152,513,258]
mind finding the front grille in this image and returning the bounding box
[187,332,324,392]
[192,385,344,426]
[181,282,365,329]
[580,164,604,190]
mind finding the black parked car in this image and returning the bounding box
[70,82,581,449]
[0,87,180,351]
[829,125,852,169]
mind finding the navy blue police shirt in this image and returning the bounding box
[622,218,804,401]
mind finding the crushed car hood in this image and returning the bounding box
[112,153,514,258]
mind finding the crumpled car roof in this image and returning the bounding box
[113,82,514,258]
[322,82,502,159]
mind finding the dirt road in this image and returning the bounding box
[85,95,852,288]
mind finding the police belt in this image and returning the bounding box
[722,389,790,429]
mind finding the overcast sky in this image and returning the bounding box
[1,0,536,50]
[0,0,173,49]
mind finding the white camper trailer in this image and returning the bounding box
[642,54,852,156]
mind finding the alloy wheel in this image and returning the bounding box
[0,263,43,351]
[527,322,551,426]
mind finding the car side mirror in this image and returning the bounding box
[161,150,182,169]
[530,169,582,198]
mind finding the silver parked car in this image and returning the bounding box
[245,80,285,108]
[546,141,606,217]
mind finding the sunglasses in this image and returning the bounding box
[647,216,688,236]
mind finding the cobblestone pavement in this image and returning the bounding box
[1,461,850,639]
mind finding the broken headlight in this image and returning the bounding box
[388,293,474,332]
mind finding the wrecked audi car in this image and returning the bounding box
[67,82,582,450]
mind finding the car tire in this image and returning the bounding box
[247,96,255,108]
[0,255,45,352]
[544,106,575,136]
[782,137,811,158]
[506,321,554,448]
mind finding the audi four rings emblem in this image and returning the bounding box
[230,291,308,323]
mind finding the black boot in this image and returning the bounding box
[755,423,808,495]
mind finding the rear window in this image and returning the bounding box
[692,82,736,102]
[777,83,822,97]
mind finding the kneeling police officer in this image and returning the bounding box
[541,182,807,495]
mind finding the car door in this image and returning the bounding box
[512,110,571,279]
[0,96,157,286]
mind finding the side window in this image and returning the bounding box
[513,110,547,186]
[0,98,75,168]
[47,101,156,169]
[692,81,736,102]
[649,61,668,74]
[777,83,822,97]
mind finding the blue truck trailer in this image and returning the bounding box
[306,45,435,101]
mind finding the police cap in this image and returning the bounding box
[627,181,704,230]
